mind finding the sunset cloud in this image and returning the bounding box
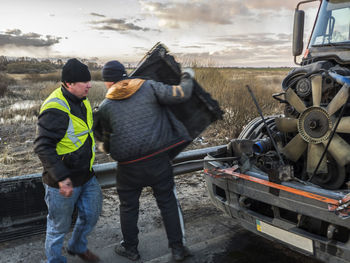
[172,31,294,67]
[0,29,61,47]
[89,17,155,32]
[214,33,291,47]
[175,44,293,67]
[90,12,106,18]
[140,0,249,28]
[245,0,301,10]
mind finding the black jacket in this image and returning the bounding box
[34,86,94,188]
[94,74,193,163]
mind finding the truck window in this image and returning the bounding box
[310,0,350,46]
[330,8,350,42]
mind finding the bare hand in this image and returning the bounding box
[58,178,73,197]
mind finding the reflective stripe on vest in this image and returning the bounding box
[40,87,95,170]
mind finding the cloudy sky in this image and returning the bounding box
[0,0,319,67]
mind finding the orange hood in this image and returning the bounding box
[106,79,145,100]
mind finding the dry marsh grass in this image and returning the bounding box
[0,147,16,165]
[194,67,288,141]
[23,70,103,82]
[24,72,61,82]
[0,73,15,97]
[0,67,291,178]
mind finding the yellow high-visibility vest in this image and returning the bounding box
[40,87,95,170]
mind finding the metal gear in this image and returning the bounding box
[298,106,332,144]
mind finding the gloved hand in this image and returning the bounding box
[181,68,195,79]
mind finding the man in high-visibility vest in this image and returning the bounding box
[34,58,102,263]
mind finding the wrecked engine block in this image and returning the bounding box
[234,61,350,190]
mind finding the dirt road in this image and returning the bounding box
[0,172,321,263]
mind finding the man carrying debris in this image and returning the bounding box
[94,60,194,261]
[34,58,102,263]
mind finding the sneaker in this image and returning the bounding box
[114,242,140,261]
[171,244,191,262]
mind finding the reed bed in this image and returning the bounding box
[194,68,288,142]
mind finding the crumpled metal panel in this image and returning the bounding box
[130,42,224,157]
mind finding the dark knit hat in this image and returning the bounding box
[102,60,127,82]
[61,58,91,83]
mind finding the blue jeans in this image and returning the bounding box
[44,176,102,263]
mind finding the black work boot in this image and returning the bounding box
[171,244,191,262]
[114,241,140,261]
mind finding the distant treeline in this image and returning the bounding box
[0,56,101,74]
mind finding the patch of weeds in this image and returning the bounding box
[0,147,16,164]
[0,73,15,97]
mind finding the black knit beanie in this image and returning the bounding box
[61,58,91,83]
[102,60,127,82]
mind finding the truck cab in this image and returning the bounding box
[294,0,350,65]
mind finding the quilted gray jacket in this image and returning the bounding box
[94,74,193,163]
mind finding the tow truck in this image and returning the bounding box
[205,1,350,262]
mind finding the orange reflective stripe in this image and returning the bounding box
[172,85,184,98]
[218,167,339,206]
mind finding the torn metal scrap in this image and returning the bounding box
[328,193,350,218]
[204,165,240,180]
[129,42,224,145]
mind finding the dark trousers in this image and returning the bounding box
[116,153,184,248]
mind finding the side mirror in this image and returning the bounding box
[292,10,305,56]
